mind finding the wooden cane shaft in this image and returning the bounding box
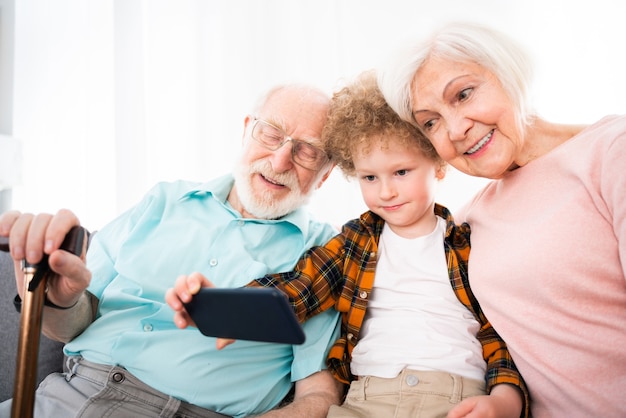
[11,270,45,418]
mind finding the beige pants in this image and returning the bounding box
[328,369,486,418]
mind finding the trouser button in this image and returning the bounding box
[406,374,419,386]
[111,372,125,383]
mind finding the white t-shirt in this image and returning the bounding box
[350,216,486,381]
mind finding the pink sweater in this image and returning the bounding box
[458,115,626,417]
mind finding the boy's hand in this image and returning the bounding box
[215,337,236,350]
[165,272,213,329]
[165,272,237,350]
[447,384,522,418]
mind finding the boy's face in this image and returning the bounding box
[354,137,445,238]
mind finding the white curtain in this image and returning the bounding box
[10,0,626,229]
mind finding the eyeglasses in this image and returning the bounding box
[250,117,330,171]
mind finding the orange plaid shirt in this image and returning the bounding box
[252,204,529,417]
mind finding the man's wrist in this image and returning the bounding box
[13,293,80,313]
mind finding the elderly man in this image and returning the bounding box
[0,84,342,418]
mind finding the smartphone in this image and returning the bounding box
[183,287,305,345]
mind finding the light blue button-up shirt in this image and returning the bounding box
[64,174,340,417]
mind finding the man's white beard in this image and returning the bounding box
[233,159,313,219]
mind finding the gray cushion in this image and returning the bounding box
[0,251,65,402]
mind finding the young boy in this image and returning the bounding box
[169,71,529,418]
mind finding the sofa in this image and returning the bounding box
[0,251,65,402]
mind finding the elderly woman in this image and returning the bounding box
[378,22,626,418]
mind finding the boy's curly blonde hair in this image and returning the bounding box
[322,70,444,178]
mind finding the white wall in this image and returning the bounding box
[0,0,14,134]
[6,0,626,229]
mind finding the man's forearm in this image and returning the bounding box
[258,371,343,418]
[258,391,341,418]
[42,291,98,343]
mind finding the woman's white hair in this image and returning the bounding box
[378,21,535,133]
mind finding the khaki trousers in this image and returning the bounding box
[328,369,486,418]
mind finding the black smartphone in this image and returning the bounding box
[183,287,305,345]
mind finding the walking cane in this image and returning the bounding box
[0,226,87,418]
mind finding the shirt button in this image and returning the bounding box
[359,291,368,299]
[238,220,245,226]
[143,324,153,332]
[406,374,419,386]
[370,251,376,258]
[209,259,218,267]
[347,333,354,341]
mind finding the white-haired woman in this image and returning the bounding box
[379,21,626,418]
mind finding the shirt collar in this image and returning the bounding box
[359,203,467,240]
[178,173,312,236]
[435,203,471,239]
